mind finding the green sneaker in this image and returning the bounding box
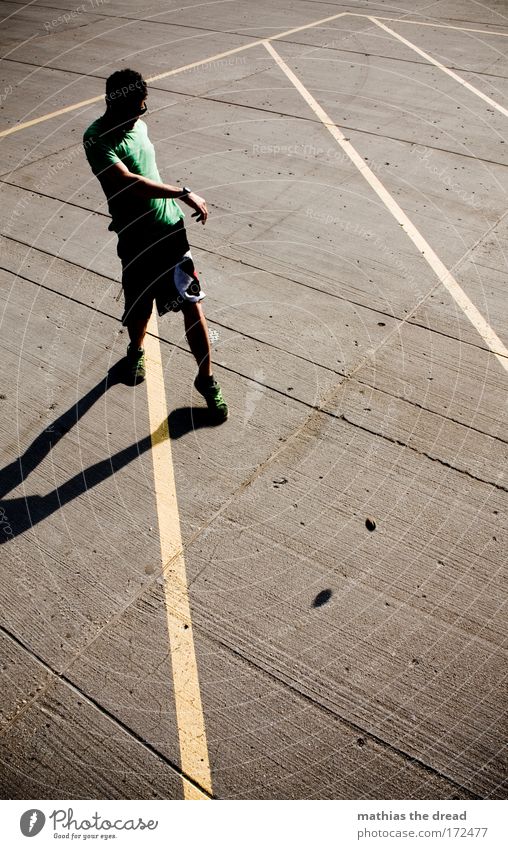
[126,344,146,384]
[194,374,228,422]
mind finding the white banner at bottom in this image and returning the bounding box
[2,799,506,849]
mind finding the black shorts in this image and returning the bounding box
[117,221,205,325]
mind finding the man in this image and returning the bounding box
[83,68,228,421]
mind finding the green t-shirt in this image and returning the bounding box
[83,117,184,237]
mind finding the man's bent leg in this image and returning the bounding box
[127,312,152,350]
[183,301,228,421]
[182,301,212,378]
[125,310,152,384]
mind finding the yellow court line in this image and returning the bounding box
[3,6,506,143]
[4,8,507,796]
[263,40,508,373]
[266,10,347,41]
[371,17,508,118]
[0,6,351,796]
[0,11,350,139]
[144,313,212,800]
[1,7,507,141]
[347,12,508,37]
[0,95,107,139]
[0,48,260,139]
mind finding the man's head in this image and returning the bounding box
[105,68,148,131]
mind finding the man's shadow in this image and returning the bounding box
[0,360,214,543]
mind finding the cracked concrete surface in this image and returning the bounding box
[0,0,506,800]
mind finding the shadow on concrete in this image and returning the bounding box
[0,360,216,543]
[168,405,222,438]
[312,589,332,608]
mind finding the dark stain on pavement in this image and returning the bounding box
[312,589,332,607]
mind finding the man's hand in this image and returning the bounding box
[182,191,208,224]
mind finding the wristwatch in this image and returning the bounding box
[179,186,192,198]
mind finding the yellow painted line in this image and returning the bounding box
[0,95,108,139]
[1,7,506,141]
[148,12,348,77]
[182,778,211,800]
[144,40,260,83]
[263,40,508,372]
[0,10,349,139]
[263,11,347,41]
[144,312,212,800]
[0,48,259,139]
[347,12,508,36]
[371,16,508,118]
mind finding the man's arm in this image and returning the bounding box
[100,160,208,223]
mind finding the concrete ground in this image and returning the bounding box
[0,0,506,800]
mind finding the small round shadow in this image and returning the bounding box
[312,589,332,608]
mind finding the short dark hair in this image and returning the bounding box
[105,69,147,107]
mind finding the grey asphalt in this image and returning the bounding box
[0,0,506,800]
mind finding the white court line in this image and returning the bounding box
[371,17,508,118]
[347,12,508,37]
[263,40,508,373]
